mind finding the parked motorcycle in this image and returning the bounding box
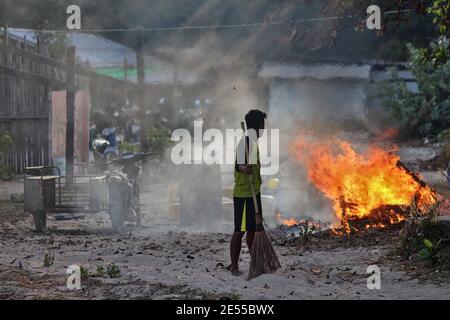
[92,138,119,172]
[106,152,152,233]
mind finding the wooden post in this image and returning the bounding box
[123,58,128,81]
[66,46,76,187]
[37,32,43,55]
[136,27,147,152]
[173,59,179,124]
[4,26,9,45]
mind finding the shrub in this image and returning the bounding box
[0,132,13,181]
[146,127,172,157]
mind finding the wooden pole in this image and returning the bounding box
[66,46,76,187]
[172,58,179,126]
[123,58,128,81]
[4,26,9,45]
[136,27,147,152]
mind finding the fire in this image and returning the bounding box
[282,218,299,227]
[290,136,436,233]
[274,211,326,230]
[275,211,300,226]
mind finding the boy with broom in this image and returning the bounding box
[228,110,280,278]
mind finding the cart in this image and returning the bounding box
[24,166,109,232]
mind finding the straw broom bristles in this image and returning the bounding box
[247,215,281,280]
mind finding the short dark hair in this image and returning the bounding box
[245,109,266,130]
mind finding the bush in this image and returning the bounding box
[146,127,172,157]
[383,45,450,139]
[0,132,13,180]
[399,198,448,266]
[118,142,140,154]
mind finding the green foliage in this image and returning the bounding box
[95,265,106,277]
[438,129,450,143]
[43,32,68,60]
[400,198,443,266]
[0,132,13,181]
[429,0,450,35]
[0,132,13,154]
[80,265,90,280]
[43,252,54,267]
[93,263,121,278]
[382,45,450,139]
[383,0,450,139]
[418,238,441,264]
[416,0,450,66]
[118,142,140,154]
[106,262,121,278]
[146,127,172,156]
[0,0,437,62]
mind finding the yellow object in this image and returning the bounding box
[241,201,247,232]
[267,178,280,190]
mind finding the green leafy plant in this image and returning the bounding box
[92,263,121,278]
[43,252,54,267]
[438,129,450,143]
[416,0,450,66]
[80,265,90,280]
[0,132,13,181]
[146,127,172,157]
[118,142,140,154]
[106,262,121,278]
[42,32,69,61]
[382,45,450,139]
[418,239,441,264]
[400,198,445,266]
[94,265,106,277]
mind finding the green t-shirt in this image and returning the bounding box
[233,138,262,198]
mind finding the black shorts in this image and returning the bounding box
[233,194,262,232]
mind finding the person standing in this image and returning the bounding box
[229,110,266,276]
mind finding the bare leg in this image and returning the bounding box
[230,231,244,275]
[246,231,255,252]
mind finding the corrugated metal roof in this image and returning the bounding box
[258,63,372,80]
[68,33,200,85]
[4,28,38,44]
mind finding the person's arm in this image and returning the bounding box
[235,136,252,175]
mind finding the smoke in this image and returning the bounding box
[2,0,378,231]
[138,31,266,232]
[136,21,376,231]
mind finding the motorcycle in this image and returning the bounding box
[106,152,152,233]
[92,137,119,172]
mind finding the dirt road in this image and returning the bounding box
[0,179,449,300]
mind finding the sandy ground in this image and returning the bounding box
[0,178,449,300]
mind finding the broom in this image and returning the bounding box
[240,122,281,280]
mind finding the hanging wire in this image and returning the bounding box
[3,9,414,34]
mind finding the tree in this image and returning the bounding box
[416,0,450,66]
[383,45,450,139]
[0,0,438,62]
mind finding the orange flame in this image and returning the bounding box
[275,211,300,226]
[282,218,299,227]
[290,136,435,232]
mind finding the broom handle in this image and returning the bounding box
[241,122,261,223]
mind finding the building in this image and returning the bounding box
[258,61,417,129]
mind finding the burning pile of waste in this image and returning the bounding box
[288,135,437,234]
[272,213,328,246]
